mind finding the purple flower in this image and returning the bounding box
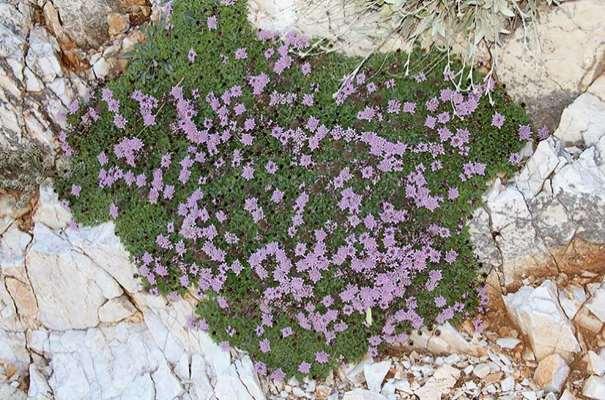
[447,187,459,200]
[271,189,284,204]
[109,202,119,219]
[298,362,311,374]
[71,185,81,197]
[491,112,505,129]
[301,62,311,76]
[234,47,248,60]
[207,15,218,30]
[518,124,532,141]
[509,152,522,165]
[270,368,285,382]
[315,351,329,364]
[97,152,108,166]
[403,101,416,113]
[259,339,271,353]
[254,361,267,376]
[281,327,293,338]
[265,161,278,174]
[435,296,447,308]
[242,164,255,180]
[113,114,127,129]
[387,99,401,114]
[188,48,197,63]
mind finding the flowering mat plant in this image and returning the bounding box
[57,0,539,380]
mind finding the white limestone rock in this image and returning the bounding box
[248,0,409,57]
[98,295,137,323]
[414,365,460,400]
[583,375,605,400]
[586,284,605,323]
[0,224,30,270]
[555,91,605,147]
[363,360,391,393]
[496,0,605,130]
[32,183,72,230]
[558,285,588,320]
[64,222,141,294]
[503,281,580,361]
[496,338,521,350]
[533,353,570,393]
[342,389,388,400]
[0,382,27,400]
[486,185,554,285]
[515,138,564,198]
[26,224,123,330]
[28,364,53,400]
[588,350,605,376]
[25,27,63,83]
[0,330,29,374]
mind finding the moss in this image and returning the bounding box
[56,0,530,379]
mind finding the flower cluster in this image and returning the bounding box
[59,0,535,379]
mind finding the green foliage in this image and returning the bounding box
[56,0,529,379]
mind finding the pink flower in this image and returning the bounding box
[259,338,271,353]
[315,351,329,364]
[71,185,81,197]
[271,189,284,204]
[301,62,311,76]
[265,161,278,174]
[298,362,311,374]
[242,163,255,180]
[97,152,108,166]
[403,101,416,113]
[207,15,218,30]
[234,48,248,60]
[491,112,505,129]
[109,203,119,219]
[188,48,197,63]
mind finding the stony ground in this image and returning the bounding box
[1,0,605,399]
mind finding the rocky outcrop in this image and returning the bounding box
[0,0,158,161]
[1,190,267,399]
[470,75,605,289]
[247,0,410,57]
[504,281,580,362]
[495,0,605,130]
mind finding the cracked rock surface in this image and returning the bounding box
[469,74,605,289]
[495,0,605,131]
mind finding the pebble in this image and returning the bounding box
[501,376,515,392]
[588,350,605,376]
[522,391,538,400]
[473,363,492,379]
[363,360,392,392]
[583,375,605,400]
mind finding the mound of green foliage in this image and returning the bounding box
[56,0,534,380]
